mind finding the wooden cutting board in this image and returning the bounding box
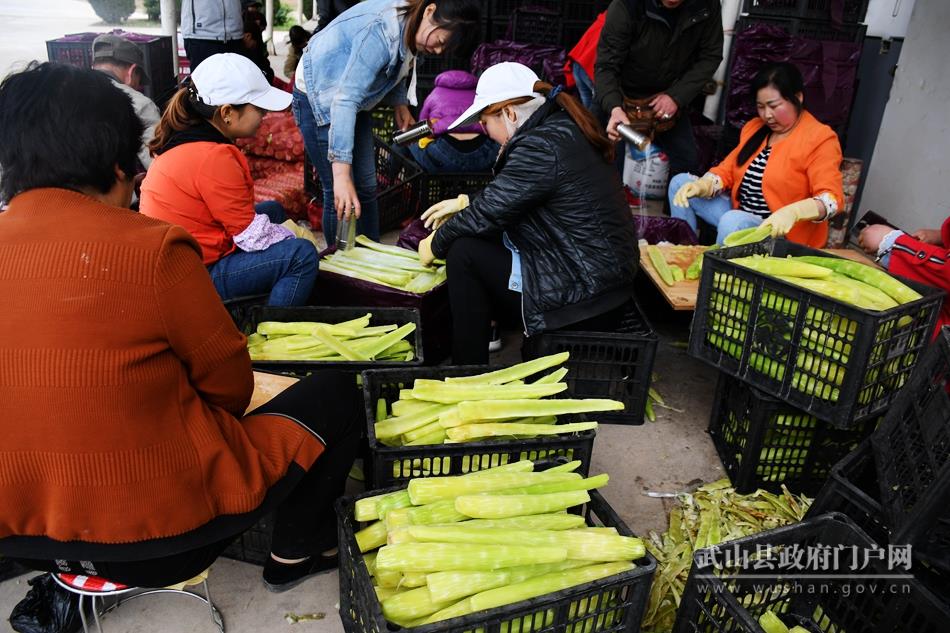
[638,245,880,311]
[246,371,299,414]
[639,245,707,311]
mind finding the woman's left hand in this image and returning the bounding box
[859,224,896,254]
[394,104,416,132]
[418,233,436,266]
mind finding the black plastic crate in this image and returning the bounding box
[872,329,950,574]
[222,293,269,328]
[221,514,273,566]
[804,441,887,543]
[709,373,877,495]
[672,513,950,633]
[374,135,425,232]
[362,366,596,487]
[688,239,943,428]
[735,16,867,42]
[240,305,424,375]
[338,487,656,633]
[562,0,609,21]
[413,173,493,216]
[563,19,594,48]
[512,8,563,46]
[742,0,869,23]
[310,261,451,364]
[490,0,561,19]
[807,442,950,601]
[302,116,402,201]
[522,300,657,426]
[46,31,176,100]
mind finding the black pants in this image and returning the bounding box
[183,38,247,72]
[447,237,626,366]
[17,370,361,587]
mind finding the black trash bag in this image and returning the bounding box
[9,573,82,633]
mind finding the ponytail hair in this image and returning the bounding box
[481,81,614,163]
[148,81,220,156]
[736,62,805,165]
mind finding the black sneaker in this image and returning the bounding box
[262,553,339,593]
[488,323,503,352]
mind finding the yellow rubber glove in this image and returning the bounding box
[418,233,436,267]
[420,194,469,230]
[761,198,823,238]
[280,219,321,251]
[672,176,717,207]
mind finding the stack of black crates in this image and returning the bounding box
[673,241,950,630]
[717,0,870,158]
[806,328,950,597]
[738,0,869,42]
[689,240,943,499]
[416,0,609,97]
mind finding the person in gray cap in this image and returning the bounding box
[92,33,160,170]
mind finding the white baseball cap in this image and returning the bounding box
[191,53,292,111]
[448,62,542,131]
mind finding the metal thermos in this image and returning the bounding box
[617,124,652,151]
[336,210,358,252]
[393,119,434,146]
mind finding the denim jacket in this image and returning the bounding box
[302,0,412,163]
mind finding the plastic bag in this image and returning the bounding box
[9,573,82,633]
[396,218,432,251]
[632,216,698,245]
[622,144,669,200]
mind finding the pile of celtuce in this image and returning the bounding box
[322,236,447,294]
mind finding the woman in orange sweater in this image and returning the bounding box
[669,63,843,247]
[141,53,318,306]
[0,62,358,592]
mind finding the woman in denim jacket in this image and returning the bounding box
[293,0,481,245]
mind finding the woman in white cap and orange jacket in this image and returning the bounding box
[417,62,640,365]
[141,53,319,306]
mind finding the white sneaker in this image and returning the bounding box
[488,323,503,353]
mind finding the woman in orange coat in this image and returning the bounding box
[669,63,843,247]
[0,62,358,593]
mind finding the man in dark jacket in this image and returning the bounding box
[596,0,723,177]
[317,0,361,31]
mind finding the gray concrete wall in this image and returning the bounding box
[859,0,950,231]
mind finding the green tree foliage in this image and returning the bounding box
[89,0,136,23]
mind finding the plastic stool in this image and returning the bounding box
[52,569,225,633]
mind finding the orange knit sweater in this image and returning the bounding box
[0,189,323,549]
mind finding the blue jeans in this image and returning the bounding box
[399,137,499,174]
[572,62,594,110]
[668,173,764,245]
[207,201,319,306]
[292,89,379,246]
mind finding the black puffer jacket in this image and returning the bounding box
[431,101,639,335]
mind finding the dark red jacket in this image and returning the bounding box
[889,217,950,335]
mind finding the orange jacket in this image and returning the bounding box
[0,189,322,555]
[709,111,843,248]
[141,141,257,266]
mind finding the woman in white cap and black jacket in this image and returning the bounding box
[417,62,639,365]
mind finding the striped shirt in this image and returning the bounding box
[738,146,772,216]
